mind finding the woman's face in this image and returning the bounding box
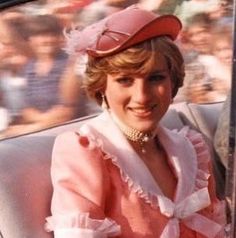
[105,54,172,132]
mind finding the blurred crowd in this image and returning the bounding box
[0,0,233,138]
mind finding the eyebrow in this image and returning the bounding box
[149,69,168,74]
[111,69,168,78]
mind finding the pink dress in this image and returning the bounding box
[45,111,226,238]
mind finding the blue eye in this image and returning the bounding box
[116,77,133,85]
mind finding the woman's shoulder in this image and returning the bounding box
[51,129,111,189]
[174,126,210,155]
[53,124,102,152]
[160,126,209,156]
[161,126,211,175]
[52,125,105,165]
[176,127,211,189]
[163,125,210,164]
[179,127,211,162]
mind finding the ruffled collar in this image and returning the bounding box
[79,111,198,205]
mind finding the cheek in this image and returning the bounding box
[156,81,173,100]
[105,84,127,109]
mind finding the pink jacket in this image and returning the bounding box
[46,111,226,238]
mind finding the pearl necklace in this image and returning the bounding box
[121,127,154,153]
[111,113,156,153]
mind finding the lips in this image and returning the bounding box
[129,105,157,118]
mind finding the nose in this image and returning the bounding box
[132,78,151,104]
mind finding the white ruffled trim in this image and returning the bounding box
[105,152,160,207]
[78,126,161,208]
[45,212,121,237]
[183,129,211,192]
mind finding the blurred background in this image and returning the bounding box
[0,0,233,139]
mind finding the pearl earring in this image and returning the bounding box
[101,94,108,110]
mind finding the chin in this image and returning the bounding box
[131,122,157,133]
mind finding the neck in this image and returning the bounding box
[110,112,158,153]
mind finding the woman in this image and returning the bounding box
[46,6,226,238]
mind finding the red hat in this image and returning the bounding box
[65,5,182,58]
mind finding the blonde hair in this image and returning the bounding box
[84,36,185,105]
